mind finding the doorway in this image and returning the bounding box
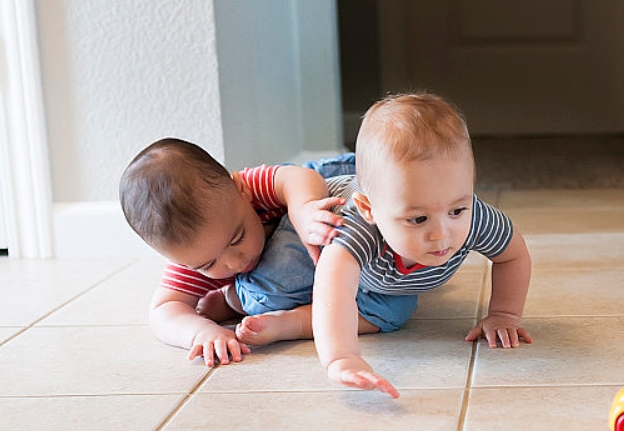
[337,0,624,141]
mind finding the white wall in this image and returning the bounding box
[215,0,342,171]
[1,0,342,258]
[36,0,224,203]
[33,0,225,257]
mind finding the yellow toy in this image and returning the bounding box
[610,387,624,431]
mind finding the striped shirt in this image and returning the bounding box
[161,164,285,297]
[326,175,513,296]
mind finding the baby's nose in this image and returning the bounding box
[428,221,448,241]
[222,252,244,273]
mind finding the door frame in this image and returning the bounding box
[0,0,53,258]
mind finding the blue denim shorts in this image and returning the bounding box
[235,214,418,333]
[303,152,356,178]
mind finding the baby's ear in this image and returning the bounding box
[353,192,375,224]
[231,171,253,202]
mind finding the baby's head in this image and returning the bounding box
[353,93,476,267]
[120,138,265,278]
[355,92,474,195]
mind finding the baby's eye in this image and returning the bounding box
[408,216,428,225]
[231,230,245,246]
[450,207,468,217]
[197,260,215,273]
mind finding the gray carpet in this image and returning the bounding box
[472,135,624,189]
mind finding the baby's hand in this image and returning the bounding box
[327,356,399,399]
[187,323,251,367]
[465,312,533,348]
[290,196,346,264]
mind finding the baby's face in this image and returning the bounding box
[163,191,266,280]
[366,156,474,268]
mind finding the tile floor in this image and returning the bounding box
[1,188,623,431]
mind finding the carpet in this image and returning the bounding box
[472,135,624,189]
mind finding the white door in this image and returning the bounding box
[378,0,624,135]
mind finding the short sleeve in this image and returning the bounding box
[467,197,513,258]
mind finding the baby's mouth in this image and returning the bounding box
[430,248,451,257]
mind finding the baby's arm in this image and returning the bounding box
[149,287,250,366]
[273,166,345,263]
[465,230,533,348]
[312,244,399,398]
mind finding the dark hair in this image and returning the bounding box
[119,138,234,250]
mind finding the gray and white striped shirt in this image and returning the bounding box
[326,175,513,296]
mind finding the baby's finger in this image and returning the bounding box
[187,344,203,361]
[240,342,251,355]
[202,343,215,367]
[227,339,245,362]
[497,329,511,348]
[308,224,337,242]
[375,377,400,399]
[355,373,399,399]
[213,340,229,365]
[508,329,520,348]
[341,371,384,391]
[517,327,533,344]
[485,330,499,348]
[315,196,346,211]
[311,211,343,229]
[464,325,482,342]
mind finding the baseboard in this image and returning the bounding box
[51,148,358,259]
[53,201,159,258]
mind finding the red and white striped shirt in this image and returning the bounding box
[160,164,285,297]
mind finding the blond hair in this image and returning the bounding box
[355,93,473,193]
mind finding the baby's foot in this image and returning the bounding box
[235,309,312,346]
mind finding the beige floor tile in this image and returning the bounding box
[498,189,624,234]
[0,258,135,326]
[471,317,624,387]
[200,339,335,393]
[464,386,620,431]
[0,394,183,431]
[525,233,624,268]
[505,208,624,235]
[0,326,208,396]
[523,267,624,317]
[202,319,474,393]
[40,258,166,326]
[1,188,622,430]
[412,267,485,319]
[164,389,464,431]
[0,327,23,344]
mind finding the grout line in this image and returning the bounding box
[456,259,490,431]
[154,368,218,430]
[0,259,140,348]
[0,327,31,348]
[457,340,478,431]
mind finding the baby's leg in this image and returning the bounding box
[236,304,378,346]
[195,286,243,322]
